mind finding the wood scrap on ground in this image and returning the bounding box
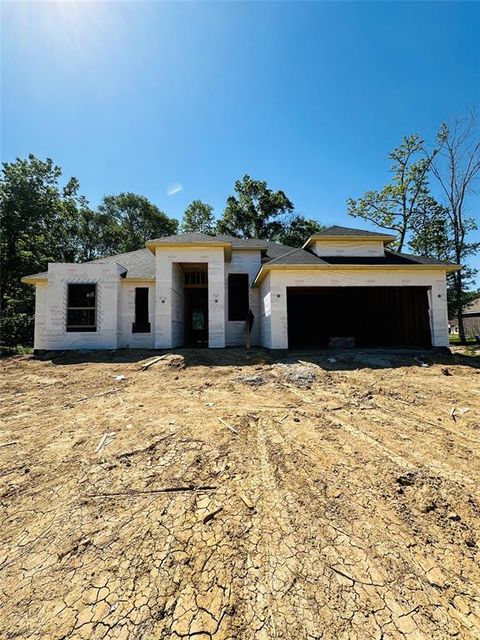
[239,492,254,510]
[0,441,18,448]
[203,507,223,524]
[140,354,169,371]
[89,485,217,498]
[218,417,239,434]
[95,431,116,453]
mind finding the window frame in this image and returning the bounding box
[228,273,250,321]
[66,283,97,332]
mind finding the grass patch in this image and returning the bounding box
[0,344,33,357]
[449,335,477,345]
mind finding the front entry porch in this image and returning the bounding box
[154,246,226,349]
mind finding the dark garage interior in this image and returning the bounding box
[287,286,432,348]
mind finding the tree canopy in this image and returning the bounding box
[348,115,480,332]
[98,192,178,254]
[216,175,294,239]
[275,214,326,247]
[0,156,178,346]
[181,200,215,235]
[347,132,445,251]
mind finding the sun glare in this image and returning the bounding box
[4,1,128,68]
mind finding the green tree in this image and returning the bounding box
[217,175,294,239]
[181,200,215,234]
[408,195,450,260]
[431,112,480,342]
[0,154,83,346]
[275,214,326,247]
[97,192,178,253]
[348,132,445,251]
[75,200,120,262]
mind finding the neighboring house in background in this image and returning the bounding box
[449,297,480,337]
[21,226,460,351]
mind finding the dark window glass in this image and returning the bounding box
[68,284,96,308]
[132,287,150,333]
[228,273,249,321]
[66,284,96,332]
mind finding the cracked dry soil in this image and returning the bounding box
[1,348,479,639]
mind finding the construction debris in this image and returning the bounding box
[0,441,18,448]
[239,492,254,510]
[89,485,218,498]
[140,354,169,370]
[274,363,316,388]
[414,356,429,367]
[95,431,116,453]
[238,374,265,386]
[203,507,223,524]
[140,354,185,370]
[218,417,239,434]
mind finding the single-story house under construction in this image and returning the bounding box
[21,226,460,351]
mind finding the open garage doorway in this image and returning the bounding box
[287,286,432,348]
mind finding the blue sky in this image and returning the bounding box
[1,1,479,277]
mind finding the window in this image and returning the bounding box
[228,273,249,321]
[67,284,96,332]
[132,287,150,333]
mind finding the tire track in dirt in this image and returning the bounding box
[257,410,480,639]
[1,350,479,639]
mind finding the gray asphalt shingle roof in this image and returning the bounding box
[315,225,396,238]
[148,232,225,244]
[22,229,457,281]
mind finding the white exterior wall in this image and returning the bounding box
[155,247,225,348]
[311,240,385,257]
[42,262,124,350]
[33,283,48,350]
[224,251,262,346]
[259,273,272,349]
[261,268,449,349]
[117,281,155,348]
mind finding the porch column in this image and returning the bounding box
[270,275,288,349]
[154,250,173,348]
[208,256,225,348]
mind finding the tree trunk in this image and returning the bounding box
[397,226,407,252]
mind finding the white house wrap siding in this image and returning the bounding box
[154,246,226,349]
[23,227,458,352]
[40,262,125,350]
[117,281,155,349]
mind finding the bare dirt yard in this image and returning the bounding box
[1,347,479,640]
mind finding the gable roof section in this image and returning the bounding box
[21,229,460,285]
[145,232,233,259]
[251,245,460,287]
[21,248,155,284]
[21,238,295,283]
[303,225,396,249]
[316,225,395,237]
[264,247,327,266]
[147,232,223,245]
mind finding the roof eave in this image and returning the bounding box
[252,262,460,288]
[21,275,47,285]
